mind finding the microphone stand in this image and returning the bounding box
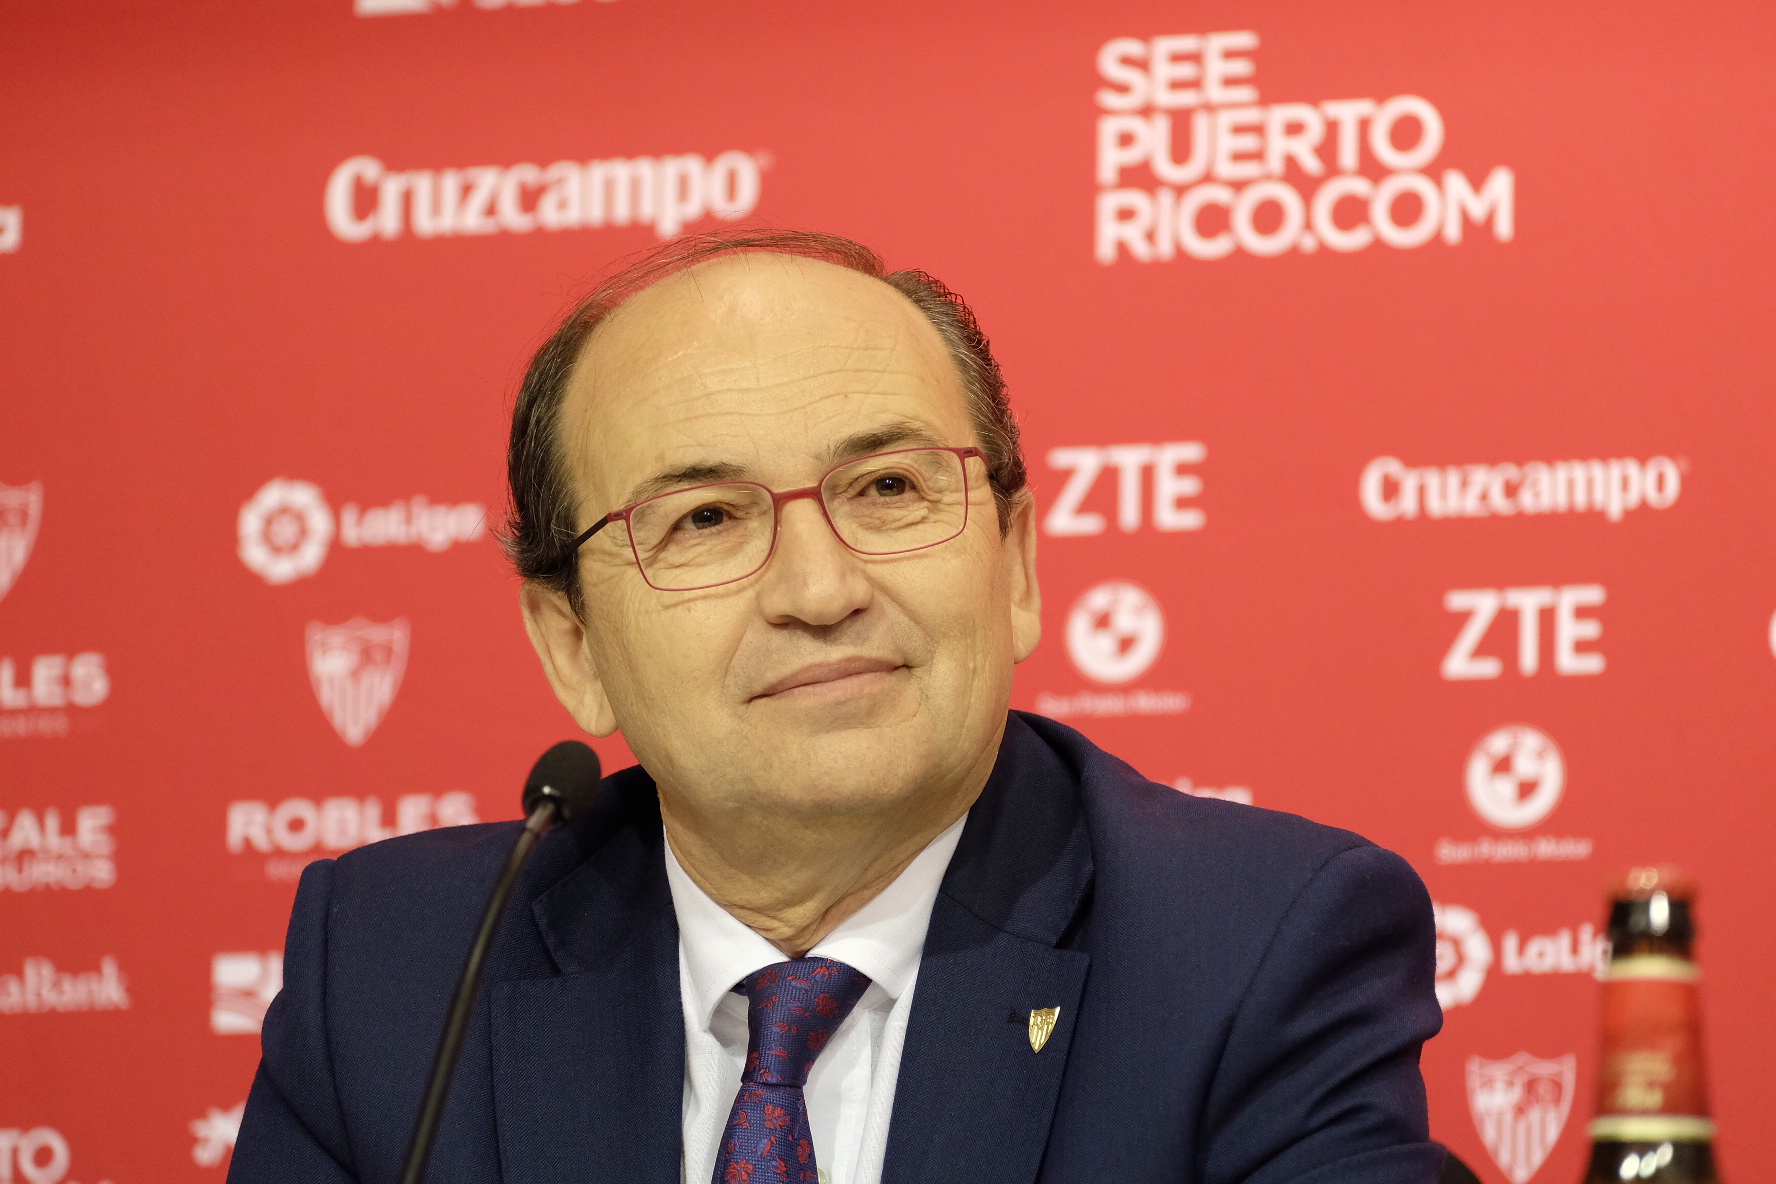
[397,791,564,1184]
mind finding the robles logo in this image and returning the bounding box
[228,791,479,881]
[1093,30,1511,264]
[237,478,486,585]
[324,151,761,244]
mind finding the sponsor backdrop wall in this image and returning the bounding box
[3,2,1772,1181]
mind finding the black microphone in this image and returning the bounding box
[399,741,602,1184]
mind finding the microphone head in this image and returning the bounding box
[521,740,603,825]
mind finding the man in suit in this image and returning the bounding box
[230,230,1444,1184]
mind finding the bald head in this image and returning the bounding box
[562,252,970,527]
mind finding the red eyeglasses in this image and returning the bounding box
[568,446,987,591]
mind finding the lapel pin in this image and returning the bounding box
[1028,1007,1060,1053]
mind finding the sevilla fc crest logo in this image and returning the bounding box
[1467,1052,1576,1184]
[305,618,409,747]
[0,481,43,604]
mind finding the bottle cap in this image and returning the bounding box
[1609,866,1696,901]
[1608,866,1695,947]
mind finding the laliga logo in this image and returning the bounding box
[238,479,333,585]
[1467,1052,1576,1184]
[306,618,409,747]
[1066,581,1165,684]
[238,478,487,585]
[1467,725,1565,829]
[1433,902,1492,1010]
[0,481,43,604]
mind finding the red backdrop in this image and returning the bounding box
[4,2,1773,1181]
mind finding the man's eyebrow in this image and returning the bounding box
[824,422,948,463]
[617,462,749,509]
[611,422,950,509]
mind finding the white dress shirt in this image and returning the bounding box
[665,816,966,1184]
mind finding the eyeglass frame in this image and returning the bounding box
[563,445,989,592]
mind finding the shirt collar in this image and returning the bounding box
[664,814,966,1032]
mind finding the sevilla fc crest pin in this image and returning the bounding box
[305,618,410,747]
[1028,1007,1060,1053]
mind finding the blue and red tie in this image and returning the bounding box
[711,957,872,1184]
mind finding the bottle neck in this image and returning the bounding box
[1608,894,1694,962]
[1610,932,1694,961]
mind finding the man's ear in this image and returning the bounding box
[1005,491,1042,663]
[519,581,620,736]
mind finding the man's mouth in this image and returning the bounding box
[751,656,905,701]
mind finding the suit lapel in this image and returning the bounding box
[491,771,685,1184]
[884,715,1094,1184]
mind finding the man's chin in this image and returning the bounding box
[744,723,935,812]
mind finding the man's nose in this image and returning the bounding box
[754,495,873,627]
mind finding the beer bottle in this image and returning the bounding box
[1580,867,1720,1183]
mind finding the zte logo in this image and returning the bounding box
[1443,586,1605,680]
[1043,443,1205,537]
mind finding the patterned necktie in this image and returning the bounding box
[711,956,872,1184]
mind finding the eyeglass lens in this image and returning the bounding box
[621,448,971,590]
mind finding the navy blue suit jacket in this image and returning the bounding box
[231,713,1444,1183]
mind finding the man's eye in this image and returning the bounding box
[870,475,911,497]
[687,506,728,529]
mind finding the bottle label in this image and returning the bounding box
[1606,954,1700,983]
[1587,1115,1717,1142]
[1594,966,1710,1121]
